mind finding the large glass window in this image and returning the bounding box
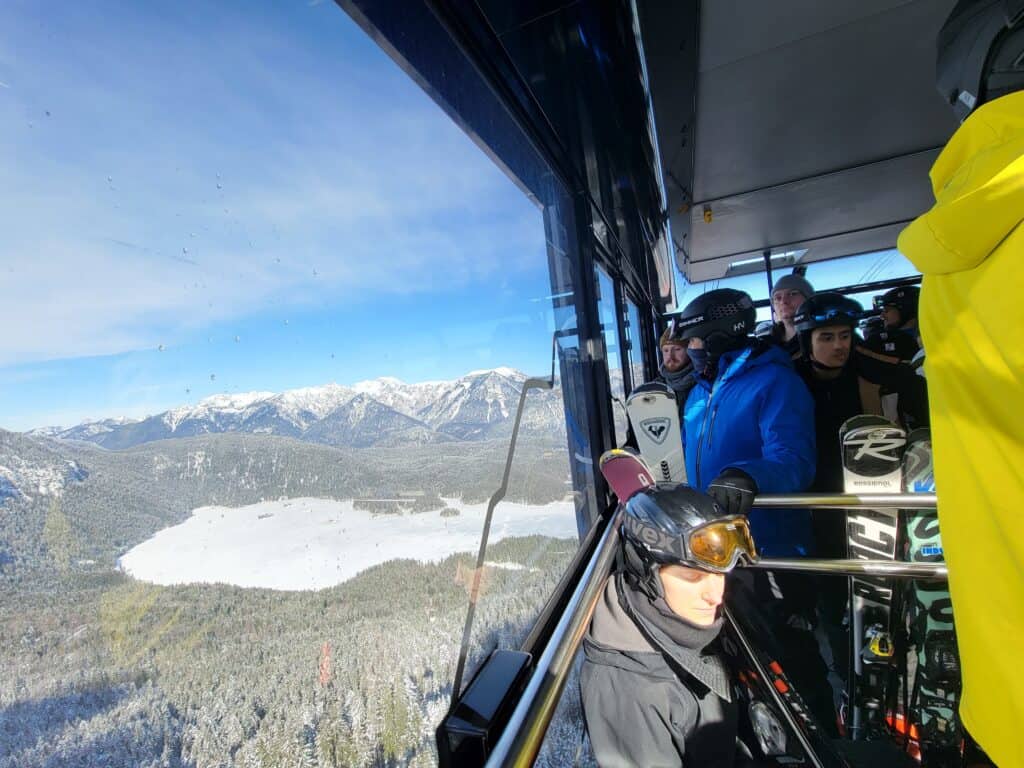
[0,3,581,766]
[675,249,921,322]
[624,298,647,391]
[594,266,628,446]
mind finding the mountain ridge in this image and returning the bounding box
[27,368,566,450]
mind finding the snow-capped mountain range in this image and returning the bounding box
[29,367,566,450]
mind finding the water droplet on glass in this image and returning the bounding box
[284,319,289,326]
[216,183,222,190]
[312,269,318,277]
[234,335,240,343]
[210,373,216,381]
[185,387,191,394]
[182,247,188,255]
[190,232,196,238]
[107,176,112,182]
[45,110,51,117]
[275,257,281,263]
[158,344,165,352]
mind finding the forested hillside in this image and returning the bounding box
[0,536,581,767]
[0,427,585,766]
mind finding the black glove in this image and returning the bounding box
[707,467,758,516]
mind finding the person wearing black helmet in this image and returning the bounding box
[794,292,926,492]
[672,288,815,557]
[896,3,1024,764]
[580,485,755,768]
[792,294,911,699]
[862,285,921,361]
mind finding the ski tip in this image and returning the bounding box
[599,449,656,502]
[599,448,649,468]
[626,380,676,401]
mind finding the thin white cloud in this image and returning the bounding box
[0,3,546,368]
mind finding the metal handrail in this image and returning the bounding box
[750,558,947,579]
[484,509,623,768]
[753,492,937,509]
[480,491,943,766]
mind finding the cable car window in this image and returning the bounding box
[594,266,628,446]
[676,248,920,323]
[624,297,646,392]
[0,3,581,765]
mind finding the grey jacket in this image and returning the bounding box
[580,577,737,768]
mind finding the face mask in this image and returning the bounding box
[687,347,710,374]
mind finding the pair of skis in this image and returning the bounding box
[840,416,961,758]
[599,380,685,502]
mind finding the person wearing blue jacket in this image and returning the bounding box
[671,288,816,557]
[671,288,838,735]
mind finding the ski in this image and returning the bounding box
[841,414,906,740]
[902,428,962,764]
[598,448,655,503]
[625,381,686,483]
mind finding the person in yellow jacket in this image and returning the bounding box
[897,2,1024,765]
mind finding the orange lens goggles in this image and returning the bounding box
[687,516,757,571]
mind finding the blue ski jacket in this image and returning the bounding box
[682,343,816,556]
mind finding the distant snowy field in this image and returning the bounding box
[118,497,578,591]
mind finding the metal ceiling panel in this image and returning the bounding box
[689,148,941,274]
[638,0,961,283]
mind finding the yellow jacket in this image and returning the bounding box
[898,90,1024,768]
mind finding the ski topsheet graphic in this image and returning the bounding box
[625,381,685,483]
[599,449,655,503]
[903,428,962,762]
[841,414,905,739]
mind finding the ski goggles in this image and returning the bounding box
[686,517,758,572]
[623,512,757,573]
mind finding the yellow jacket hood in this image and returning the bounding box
[898,91,1024,275]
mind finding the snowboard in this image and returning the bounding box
[902,428,962,762]
[599,448,655,503]
[840,414,906,740]
[625,381,686,483]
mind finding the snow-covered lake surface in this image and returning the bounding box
[118,497,579,591]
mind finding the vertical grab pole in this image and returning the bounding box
[763,249,775,321]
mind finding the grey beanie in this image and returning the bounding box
[772,273,814,298]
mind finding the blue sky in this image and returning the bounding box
[0,0,559,430]
[0,1,919,432]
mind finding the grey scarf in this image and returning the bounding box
[618,572,732,700]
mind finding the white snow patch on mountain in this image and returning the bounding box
[270,383,355,421]
[118,496,578,591]
[163,391,275,430]
[465,367,522,379]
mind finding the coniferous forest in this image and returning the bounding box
[0,429,589,767]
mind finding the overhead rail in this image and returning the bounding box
[750,274,923,310]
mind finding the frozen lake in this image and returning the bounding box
[118,496,579,590]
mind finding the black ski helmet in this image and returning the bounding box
[620,485,748,598]
[860,314,885,339]
[937,0,1024,121]
[673,288,756,356]
[876,285,920,326]
[793,293,863,362]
